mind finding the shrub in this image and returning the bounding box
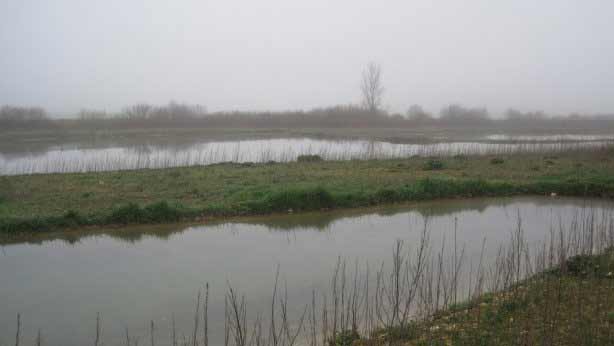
[423,159,445,170]
[297,154,323,163]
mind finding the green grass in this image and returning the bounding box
[1,150,614,233]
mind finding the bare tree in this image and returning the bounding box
[360,62,384,114]
[123,104,152,119]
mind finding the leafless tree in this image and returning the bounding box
[123,104,152,119]
[360,62,384,114]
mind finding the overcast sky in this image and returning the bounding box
[1,0,613,116]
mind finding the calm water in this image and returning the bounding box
[484,134,614,141]
[1,137,612,175]
[1,196,613,345]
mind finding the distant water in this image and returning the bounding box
[1,137,611,175]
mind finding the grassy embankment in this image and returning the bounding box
[353,249,614,346]
[1,149,614,233]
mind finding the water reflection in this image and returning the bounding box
[0,196,602,247]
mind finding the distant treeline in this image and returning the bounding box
[2,102,614,131]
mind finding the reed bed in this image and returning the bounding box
[2,139,613,175]
[9,208,614,345]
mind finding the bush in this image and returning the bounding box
[297,154,323,163]
[423,159,445,170]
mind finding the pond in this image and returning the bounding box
[1,196,613,345]
[1,137,612,175]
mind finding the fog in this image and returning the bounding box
[1,0,613,116]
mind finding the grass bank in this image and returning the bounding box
[356,249,614,346]
[1,149,614,233]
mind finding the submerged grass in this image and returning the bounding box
[1,149,614,233]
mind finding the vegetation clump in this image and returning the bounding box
[108,201,183,224]
[328,330,360,346]
[490,157,505,164]
[297,154,324,162]
[563,251,614,278]
[247,186,334,213]
[423,159,445,170]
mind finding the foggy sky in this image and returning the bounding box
[1,0,613,116]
